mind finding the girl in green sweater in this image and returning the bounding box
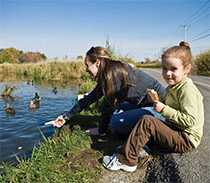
[103,41,204,172]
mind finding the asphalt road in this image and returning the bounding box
[142,68,210,183]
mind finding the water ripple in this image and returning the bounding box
[0,81,77,164]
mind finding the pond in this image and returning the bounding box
[0,81,78,164]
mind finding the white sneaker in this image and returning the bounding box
[103,154,137,172]
[138,149,150,158]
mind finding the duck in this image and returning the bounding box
[29,92,41,109]
[26,80,34,85]
[4,103,16,115]
[1,85,16,97]
[52,87,58,94]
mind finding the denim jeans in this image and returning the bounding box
[110,102,152,135]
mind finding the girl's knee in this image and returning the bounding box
[141,115,155,122]
[140,115,156,128]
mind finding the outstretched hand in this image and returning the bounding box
[52,115,66,128]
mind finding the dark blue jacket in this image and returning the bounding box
[64,65,165,119]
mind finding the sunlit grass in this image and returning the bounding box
[0,126,102,183]
[0,61,86,82]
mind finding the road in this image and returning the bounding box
[142,68,210,183]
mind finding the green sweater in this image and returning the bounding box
[161,77,204,148]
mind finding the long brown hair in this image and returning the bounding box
[86,46,133,106]
[86,46,110,63]
[100,59,133,106]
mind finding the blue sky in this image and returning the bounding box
[0,0,210,61]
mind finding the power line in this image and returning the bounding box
[191,27,210,40]
[191,33,210,42]
[184,0,210,26]
[178,1,210,41]
[189,11,210,26]
[181,0,210,42]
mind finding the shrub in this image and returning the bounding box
[0,48,47,64]
[19,52,47,63]
[194,50,210,76]
[0,48,22,64]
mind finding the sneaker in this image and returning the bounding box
[138,149,150,158]
[103,154,137,172]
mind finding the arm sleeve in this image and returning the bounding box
[161,87,199,129]
[63,83,103,120]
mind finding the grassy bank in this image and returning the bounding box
[0,61,86,82]
[0,126,102,183]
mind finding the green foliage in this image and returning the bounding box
[0,48,22,64]
[194,49,210,76]
[77,80,110,116]
[78,80,95,94]
[0,48,47,64]
[0,127,101,183]
[80,71,92,82]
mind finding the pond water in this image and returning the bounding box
[0,81,78,164]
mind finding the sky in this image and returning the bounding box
[0,0,210,61]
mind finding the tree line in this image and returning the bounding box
[0,48,47,64]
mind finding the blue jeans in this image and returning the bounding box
[110,102,152,135]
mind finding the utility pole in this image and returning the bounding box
[180,25,189,41]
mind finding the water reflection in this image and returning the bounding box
[0,81,78,164]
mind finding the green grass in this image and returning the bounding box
[0,126,102,183]
[78,80,96,94]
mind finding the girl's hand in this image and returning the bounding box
[153,101,165,113]
[52,115,66,128]
[147,89,159,103]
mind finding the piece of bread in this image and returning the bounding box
[147,89,159,102]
